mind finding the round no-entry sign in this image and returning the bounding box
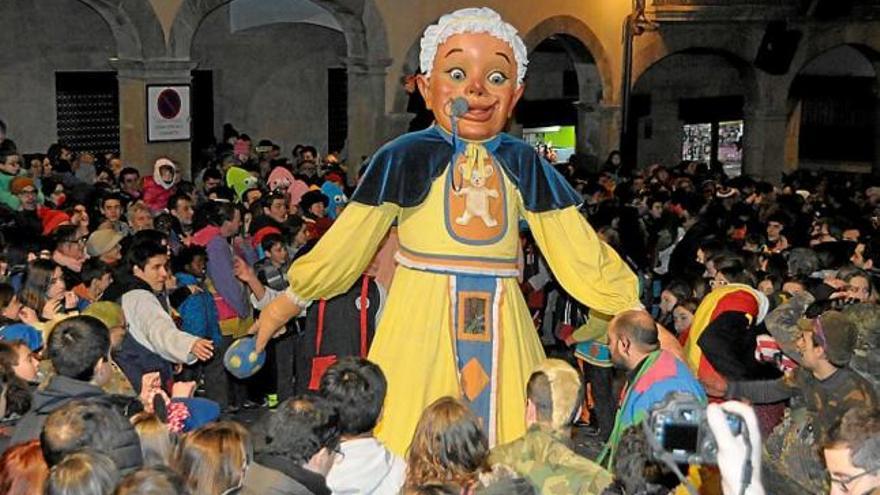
[157,88,182,119]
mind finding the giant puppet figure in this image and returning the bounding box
[253,7,640,455]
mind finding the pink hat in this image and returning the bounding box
[268,167,295,192]
[288,179,310,208]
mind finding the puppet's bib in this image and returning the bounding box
[396,146,521,278]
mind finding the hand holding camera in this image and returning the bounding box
[646,392,742,466]
[643,393,762,495]
[707,401,765,495]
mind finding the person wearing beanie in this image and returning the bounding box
[9,174,44,251]
[9,175,33,196]
[725,293,878,493]
[40,209,71,236]
[10,176,39,212]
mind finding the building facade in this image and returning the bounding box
[0,0,877,182]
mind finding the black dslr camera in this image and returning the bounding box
[644,392,743,465]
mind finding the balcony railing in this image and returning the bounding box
[652,0,794,5]
[648,0,880,21]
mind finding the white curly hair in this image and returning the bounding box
[419,7,529,87]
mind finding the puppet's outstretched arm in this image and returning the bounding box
[523,205,641,315]
[253,202,398,352]
[254,292,302,353]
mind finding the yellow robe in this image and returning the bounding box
[286,154,639,456]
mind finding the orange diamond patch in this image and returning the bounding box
[461,358,490,401]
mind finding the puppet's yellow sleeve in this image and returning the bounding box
[287,202,398,304]
[522,205,640,315]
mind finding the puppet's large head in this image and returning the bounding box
[417,8,528,141]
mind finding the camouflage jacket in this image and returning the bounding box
[489,424,613,495]
[737,292,879,494]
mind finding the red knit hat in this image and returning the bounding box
[9,176,34,195]
[252,226,281,249]
[39,209,71,236]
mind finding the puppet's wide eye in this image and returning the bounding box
[447,68,466,81]
[487,71,508,85]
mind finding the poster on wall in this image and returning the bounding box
[147,85,191,142]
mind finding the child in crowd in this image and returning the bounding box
[170,245,226,408]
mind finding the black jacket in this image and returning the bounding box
[8,375,143,472]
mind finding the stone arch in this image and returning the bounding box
[522,15,615,106]
[173,0,392,167]
[168,0,390,64]
[786,42,880,100]
[782,26,880,91]
[784,42,880,172]
[631,45,760,173]
[73,0,166,59]
[633,32,762,111]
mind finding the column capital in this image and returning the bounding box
[598,101,621,114]
[110,58,198,82]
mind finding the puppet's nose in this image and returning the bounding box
[466,78,486,96]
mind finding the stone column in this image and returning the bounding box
[112,59,196,178]
[573,62,602,159]
[345,57,391,183]
[598,102,622,165]
[743,104,788,184]
[872,69,880,176]
[873,95,880,176]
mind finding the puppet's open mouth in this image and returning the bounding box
[462,103,497,122]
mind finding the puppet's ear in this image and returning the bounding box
[508,83,526,118]
[416,74,432,110]
[484,164,495,177]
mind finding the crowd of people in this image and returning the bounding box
[1,110,880,495]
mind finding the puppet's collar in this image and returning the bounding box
[432,123,502,153]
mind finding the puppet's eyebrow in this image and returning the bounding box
[445,48,464,58]
[495,52,511,64]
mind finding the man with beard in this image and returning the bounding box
[599,309,705,469]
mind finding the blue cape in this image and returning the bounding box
[351,126,582,213]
